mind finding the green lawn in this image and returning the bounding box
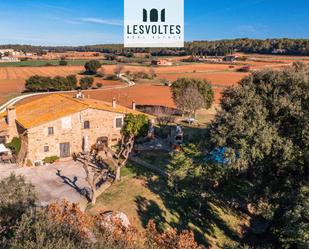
[138,151,171,171]
[87,161,249,248]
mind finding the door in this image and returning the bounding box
[59,143,70,158]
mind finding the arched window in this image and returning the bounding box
[150,9,158,22]
[143,9,147,22]
[161,9,165,22]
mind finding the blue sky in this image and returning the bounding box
[0,0,308,45]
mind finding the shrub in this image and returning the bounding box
[59,60,68,66]
[80,77,94,90]
[43,156,59,164]
[122,113,149,137]
[84,60,101,74]
[25,75,77,92]
[66,74,78,89]
[237,65,251,72]
[161,78,171,86]
[6,137,21,154]
[0,174,36,244]
[96,82,103,88]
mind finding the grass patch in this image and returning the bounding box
[87,162,178,231]
[87,162,249,247]
[138,151,170,171]
[6,137,21,154]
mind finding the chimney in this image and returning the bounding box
[7,106,16,126]
[75,90,84,99]
[112,98,116,108]
[7,106,18,141]
[132,101,136,110]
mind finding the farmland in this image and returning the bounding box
[0,65,123,104]
[0,59,114,67]
[1,54,309,107]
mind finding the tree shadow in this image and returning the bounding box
[133,164,242,247]
[126,161,156,178]
[135,195,167,232]
[56,169,91,202]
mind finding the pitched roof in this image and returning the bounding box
[11,94,147,129]
[80,98,143,116]
[15,94,88,129]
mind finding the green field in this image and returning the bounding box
[0,59,115,67]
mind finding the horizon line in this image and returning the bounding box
[0,37,309,48]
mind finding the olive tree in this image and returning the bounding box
[84,60,101,74]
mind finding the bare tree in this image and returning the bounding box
[153,106,175,129]
[175,84,204,118]
[97,67,105,78]
[171,78,214,116]
[149,67,156,79]
[76,136,134,204]
[77,114,148,203]
[98,135,135,181]
[114,64,125,79]
[75,151,110,205]
[108,113,148,181]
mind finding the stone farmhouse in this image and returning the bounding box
[0,93,144,166]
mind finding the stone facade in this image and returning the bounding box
[22,108,124,165]
[7,107,18,140]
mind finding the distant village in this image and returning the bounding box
[0,47,241,66]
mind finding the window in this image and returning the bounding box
[84,120,90,129]
[115,117,123,128]
[44,146,49,152]
[61,117,72,129]
[48,127,54,135]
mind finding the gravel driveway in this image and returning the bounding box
[0,160,89,208]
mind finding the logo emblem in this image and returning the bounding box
[124,0,184,48]
[143,9,165,22]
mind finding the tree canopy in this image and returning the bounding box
[207,65,309,247]
[25,75,77,92]
[122,113,149,137]
[171,78,214,117]
[2,38,309,56]
[84,60,101,74]
[0,174,36,246]
[166,65,309,248]
[79,76,94,90]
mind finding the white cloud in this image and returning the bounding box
[80,18,123,26]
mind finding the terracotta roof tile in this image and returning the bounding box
[15,94,88,129]
[0,118,8,131]
[79,98,145,116]
[7,94,151,129]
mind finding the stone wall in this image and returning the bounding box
[24,108,124,164]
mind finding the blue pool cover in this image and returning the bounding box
[204,147,231,165]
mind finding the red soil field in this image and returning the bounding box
[76,85,223,107]
[0,66,124,103]
[18,84,223,110]
[2,55,309,107]
[157,72,248,87]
